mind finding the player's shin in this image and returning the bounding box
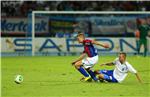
[87,69,99,81]
[78,66,89,77]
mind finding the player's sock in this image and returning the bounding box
[78,66,89,77]
[88,70,98,81]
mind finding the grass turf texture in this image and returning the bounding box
[1,56,150,97]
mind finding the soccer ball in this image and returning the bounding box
[15,75,23,84]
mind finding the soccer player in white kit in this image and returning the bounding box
[94,52,142,83]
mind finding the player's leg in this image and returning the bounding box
[137,40,142,55]
[82,56,99,81]
[136,39,140,55]
[86,68,99,81]
[97,70,118,83]
[94,70,109,82]
[143,39,147,57]
[98,73,111,81]
[74,60,90,78]
[94,70,105,82]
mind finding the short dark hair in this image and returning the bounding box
[119,52,126,57]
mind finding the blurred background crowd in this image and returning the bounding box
[1,1,150,17]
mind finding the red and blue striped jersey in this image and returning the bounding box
[83,39,98,57]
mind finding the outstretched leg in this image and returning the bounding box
[95,70,118,83]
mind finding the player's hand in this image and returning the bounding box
[100,64,105,66]
[104,44,109,48]
[71,61,76,65]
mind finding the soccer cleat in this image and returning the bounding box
[80,77,92,82]
[84,77,92,82]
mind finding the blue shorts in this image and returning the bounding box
[99,70,118,83]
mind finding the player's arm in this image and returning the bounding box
[135,73,142,83]
[127,63,142,83]
[71,53,86,65]
[91,40,109,48]
[100,62,114,66]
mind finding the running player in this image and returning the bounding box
[72,33,109,82]
[94,52,142,83]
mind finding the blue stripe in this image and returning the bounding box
[88,45,97,57]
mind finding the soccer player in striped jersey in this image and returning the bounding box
[72,33,109,82]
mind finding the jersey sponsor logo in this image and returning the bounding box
[122,66,128,72]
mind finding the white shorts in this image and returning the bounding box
[82,55,98,69]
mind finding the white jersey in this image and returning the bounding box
[113,58,137,83]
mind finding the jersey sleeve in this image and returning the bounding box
[126,62,137,74]
[82,39,92,53]
[113,58,119,65]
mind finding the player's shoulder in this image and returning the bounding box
[114,57,119,61]
[125,61,132,67]
[113,57,119,65]
[84,38,93,42]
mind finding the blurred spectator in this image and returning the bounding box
[1,1,150,17]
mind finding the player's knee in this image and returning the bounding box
[98,74,104,79]
[74,64,78,68]
[74,63,81,69]
[74,61,83,69]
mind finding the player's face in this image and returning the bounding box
[77,35,84,43]
[119,54,126,64]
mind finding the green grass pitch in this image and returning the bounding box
[1,56,150,97]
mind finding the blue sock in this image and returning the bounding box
[78,67,89,77]
[88,70,98,81]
